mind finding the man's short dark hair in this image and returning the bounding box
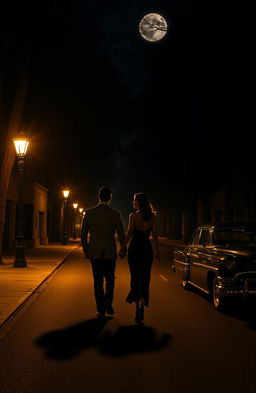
[99,186,112,202]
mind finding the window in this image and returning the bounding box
[200,230,209,246]
[192,230,201,245]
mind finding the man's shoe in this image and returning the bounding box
[106,301,115,315]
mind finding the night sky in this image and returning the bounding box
[1,1,244,219]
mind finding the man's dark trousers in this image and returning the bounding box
[90,258,116,313]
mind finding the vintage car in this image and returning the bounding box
[173,222,256,309]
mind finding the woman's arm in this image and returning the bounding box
[121,212,135,250]
[152,215,160,260]
[81,212,90,259]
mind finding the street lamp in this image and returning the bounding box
[12,134,30,267]
[72,203,78,239]
[62,189,70,245]
[63,189,70,199]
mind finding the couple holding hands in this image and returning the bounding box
[81,186,159,323]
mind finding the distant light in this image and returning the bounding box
[63,189,70,198]
[83,212,85,216]
[79,208,83,213]
[73,203,78,209]
[139,13,167,42]
[13,136,29,157]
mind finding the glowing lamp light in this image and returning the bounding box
[13,136,29,157]
[79,208,83,213]
[63,189,70,199]
[73,203,78,209]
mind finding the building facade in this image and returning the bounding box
[3,173,49,250]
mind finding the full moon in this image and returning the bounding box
[139,13,167,42]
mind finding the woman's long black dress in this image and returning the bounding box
[125,227,153,307]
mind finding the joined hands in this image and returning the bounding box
[119,248,127,259]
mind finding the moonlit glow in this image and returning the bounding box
[63,190,70,198]
[139,13,168,42]
[13,137,29,156]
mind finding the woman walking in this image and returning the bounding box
[119,193,159,323]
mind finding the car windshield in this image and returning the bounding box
[212,228,256,247]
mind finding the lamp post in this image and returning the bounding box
[72,203,78,239]
[12,135,29,267]
[62,189,70,245]
[79,207,83,236]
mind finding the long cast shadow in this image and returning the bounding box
[35,319,171,360]
[99,324,171,357]
[35,317,111,360]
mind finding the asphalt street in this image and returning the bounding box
[0,244,256,393]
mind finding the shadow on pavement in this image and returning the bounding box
[219,299,256,331]
[35,317,111,360]
[196,290,256,330]
[99,324,171,357]
[186,285,256,330]
[35,319,171,360]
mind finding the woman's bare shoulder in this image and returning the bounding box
[134,210,143,220]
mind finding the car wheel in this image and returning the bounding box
[212,276,226,310]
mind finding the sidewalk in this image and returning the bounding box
[0,240,80,329]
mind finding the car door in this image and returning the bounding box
[200,230,218,291]
[189,229,203,286]
[197,229,211,290]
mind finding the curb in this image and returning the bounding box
[0,244,80,334]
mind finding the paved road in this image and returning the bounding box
[0,244,256,393]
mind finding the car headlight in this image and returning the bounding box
[224,257,238,271]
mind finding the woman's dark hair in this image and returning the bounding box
[135,193,154,222]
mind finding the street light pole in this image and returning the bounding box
[12,135,29,268]
[79,208,83,237]
[62,189,70,245]
[72,203,78,239]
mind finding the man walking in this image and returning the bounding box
[81,186,126,318]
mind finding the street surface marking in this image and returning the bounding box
[159,274,168,281]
